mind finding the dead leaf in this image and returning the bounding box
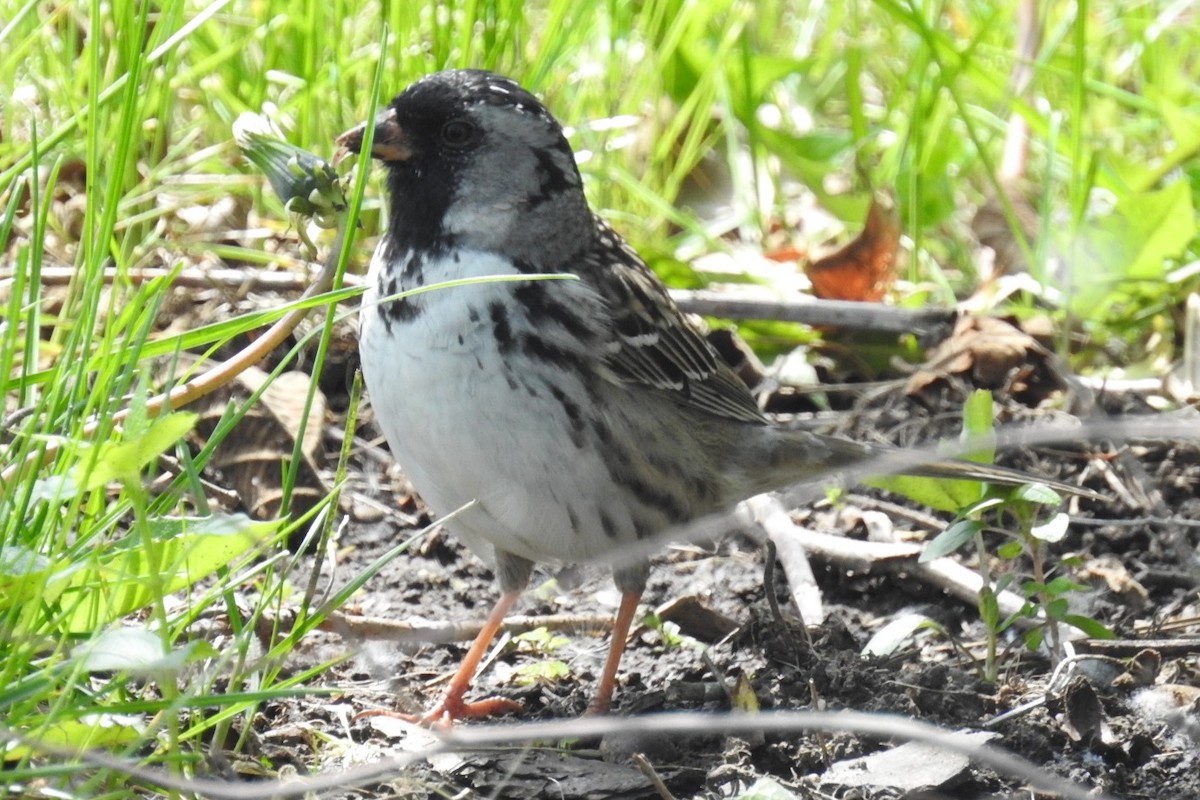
[1061,677,1105,744]
[764,244,806,263]
[1113,649,1162,689]
[805,193,899,302]
[821,731,998,792]
[653,595,740,643]
[1075,555,1150,605]
[905,315,1071,406]
[862,611,935,658]
[192,364,330,524]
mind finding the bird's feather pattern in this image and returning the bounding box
[584,220,768,424]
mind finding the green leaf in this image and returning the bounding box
[0,545,51,577]
[1113,181,1195,279]
[29,474,79,504]
[1012,483,1063,506]
[866,393,1004,510]
[920,519,983,562]
[1105,96,1200,192]
[72,628,218,676]
[1044,576,1090,595]
[734,53,812,104]
[960,496,1006,517]
[1030,512,1070,543]
[8,715,144,759]
[996,541,1024,559]
[1044,598,1070,619]
[754,126,861,217]
[511,660,570,687]
[960,390,996,464]
[1160,101,1200,168]
[73,628,164,672]
[1067,181,1195,314]
[978,586,1000,630]
[77,411,198,491]
[999,600,1037,634]
[868,474,984,513]
[513,626,569,653]
[1021,579,1047,595]
[51,514,280,632]
[0,546,61,630]
[1062,614,1116,640]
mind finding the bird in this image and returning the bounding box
[337,69,1092,723]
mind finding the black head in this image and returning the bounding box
[338,69,594,267]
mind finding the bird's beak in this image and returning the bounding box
[335,107,411,163]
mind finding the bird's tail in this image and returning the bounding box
[736,426,1101,501]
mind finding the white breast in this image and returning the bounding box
[358,245,643,568]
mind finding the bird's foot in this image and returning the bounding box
[416,694,524,726]
[357,695,523,727]
[584,696,612,716]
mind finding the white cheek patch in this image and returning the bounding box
[440,106,558,245]
[442,198,518,243]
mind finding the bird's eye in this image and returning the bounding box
[440,119,477,148]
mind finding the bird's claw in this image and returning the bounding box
[356,695,523,728]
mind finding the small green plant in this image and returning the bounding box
[512,626,571,655]
[510,627,572,688]
[877,390,1112,681]
[923,482,1111,683]
[642,611,703,651]
[0,396,285,765]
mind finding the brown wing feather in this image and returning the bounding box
[584,218,768,425]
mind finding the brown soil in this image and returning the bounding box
[240,376,1200,800]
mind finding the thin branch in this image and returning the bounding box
[0,711,1118,800]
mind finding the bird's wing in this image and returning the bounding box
[585,219,768,425]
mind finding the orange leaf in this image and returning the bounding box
[805,194,899,302]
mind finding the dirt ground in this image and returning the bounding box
[229,363,1200,800]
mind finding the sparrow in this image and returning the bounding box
[337,69,1091,722]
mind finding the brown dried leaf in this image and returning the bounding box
[1061,677,1105,744]
[1113,649,1162,689]
[653,595,740,644]
[193,365,329,521]
[805,193,898,302]
[1075,555,1150,605]
[905,315,1070,406]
